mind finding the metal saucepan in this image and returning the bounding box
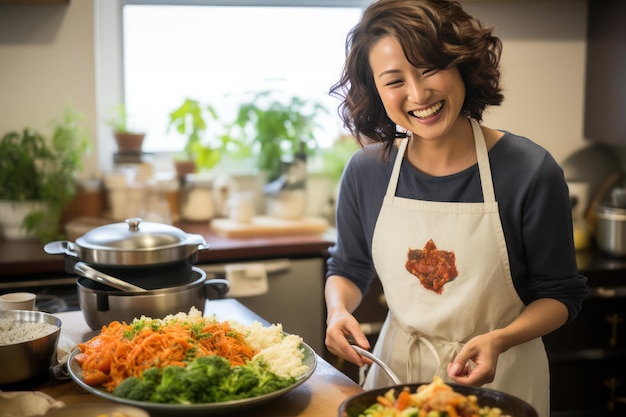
[77,266,229,330]
[44,218,210,289]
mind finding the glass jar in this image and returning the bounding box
[180,173,215,222]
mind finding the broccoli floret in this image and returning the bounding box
[150,365,195,404]
[113,376,142,398]
[217,365,260,401]
[220,358,296,398]
[140,366,162,386]
[187,354,232,383]
[112,367,162,402]
[245,359,295,396]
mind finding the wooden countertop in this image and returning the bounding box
[0,222,335,278]
[39,299,363,416]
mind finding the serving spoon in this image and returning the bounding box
[74,262,147,292]
[351,344,402,384]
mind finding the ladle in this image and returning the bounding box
[351,344,402,384]
[74,261,147,292]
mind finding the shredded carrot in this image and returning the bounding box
[394,387,412,411]
[75,317,258,391]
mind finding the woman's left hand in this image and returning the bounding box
[446,332,501,386]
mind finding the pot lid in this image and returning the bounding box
[77,218,191,250]
[72,218,208,266]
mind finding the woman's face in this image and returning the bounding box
[369,35,466,141]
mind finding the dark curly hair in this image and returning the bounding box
[330,0,504,155]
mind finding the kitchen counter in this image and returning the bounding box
[39,298,363,416]
[0,222,335,277]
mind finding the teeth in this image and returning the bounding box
[411,101,443,119]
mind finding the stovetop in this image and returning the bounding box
[0,275,80,313]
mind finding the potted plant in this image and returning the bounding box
[0,105,90,243]
[226,91,327,182]
[167,98,224,179]
[107,104,145,154]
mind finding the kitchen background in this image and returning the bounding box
[1,2,625,415]
[1,0,619,190]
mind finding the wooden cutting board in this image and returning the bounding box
[210,215,329,238]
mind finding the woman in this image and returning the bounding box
[324,0,588,415]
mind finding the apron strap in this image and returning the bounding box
[384,119,496,204]
[470,119,496,204]
[385,138,409,197]
[392,315,463,381]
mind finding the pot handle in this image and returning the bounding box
[44,240,78,257]
[184,233,210,252]
[204,278,230,300]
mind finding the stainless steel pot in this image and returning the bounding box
[77,267,229,330]
[46,217,209,266]
[44,218,210,289]
[595,203,626,257]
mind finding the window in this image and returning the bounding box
[118,2,364,160]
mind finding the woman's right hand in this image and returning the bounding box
[325,309,372,367]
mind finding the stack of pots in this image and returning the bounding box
[45,218,229,329]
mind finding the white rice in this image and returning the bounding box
[0,318,58,345]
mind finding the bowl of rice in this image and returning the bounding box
[0,310,62,385]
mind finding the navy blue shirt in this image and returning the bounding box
[326,131,588,323]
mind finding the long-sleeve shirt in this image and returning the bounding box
[326,131,589,323]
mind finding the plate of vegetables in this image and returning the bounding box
[338,376,538,417]
[67,308,316,415]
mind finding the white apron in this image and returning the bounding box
[367,119,550,417]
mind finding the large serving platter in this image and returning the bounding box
[67,340,317,415]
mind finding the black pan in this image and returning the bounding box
[338,382,538,417]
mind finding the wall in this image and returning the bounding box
[0,0,589,180]
[0,1,100,179]
[464,0,588,165]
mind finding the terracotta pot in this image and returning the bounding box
[174,159,197,180]
[114,132,145,153]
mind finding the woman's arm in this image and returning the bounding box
[325,275,373,367]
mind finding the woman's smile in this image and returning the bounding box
[410,100,444,120]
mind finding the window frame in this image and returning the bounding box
[94,0,368,173]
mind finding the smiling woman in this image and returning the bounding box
[94,0,364,174]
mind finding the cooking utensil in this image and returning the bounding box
[0,310,62,385]
[351,345,401,385]
[44,218,210,266]
[595,203,626,257]
[338,382,538,417]
[77,266,229,330]
[74,261,147,292]
[44,218,211,289]
[561,143,622,218]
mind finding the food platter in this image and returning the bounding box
[67,341,317,415]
